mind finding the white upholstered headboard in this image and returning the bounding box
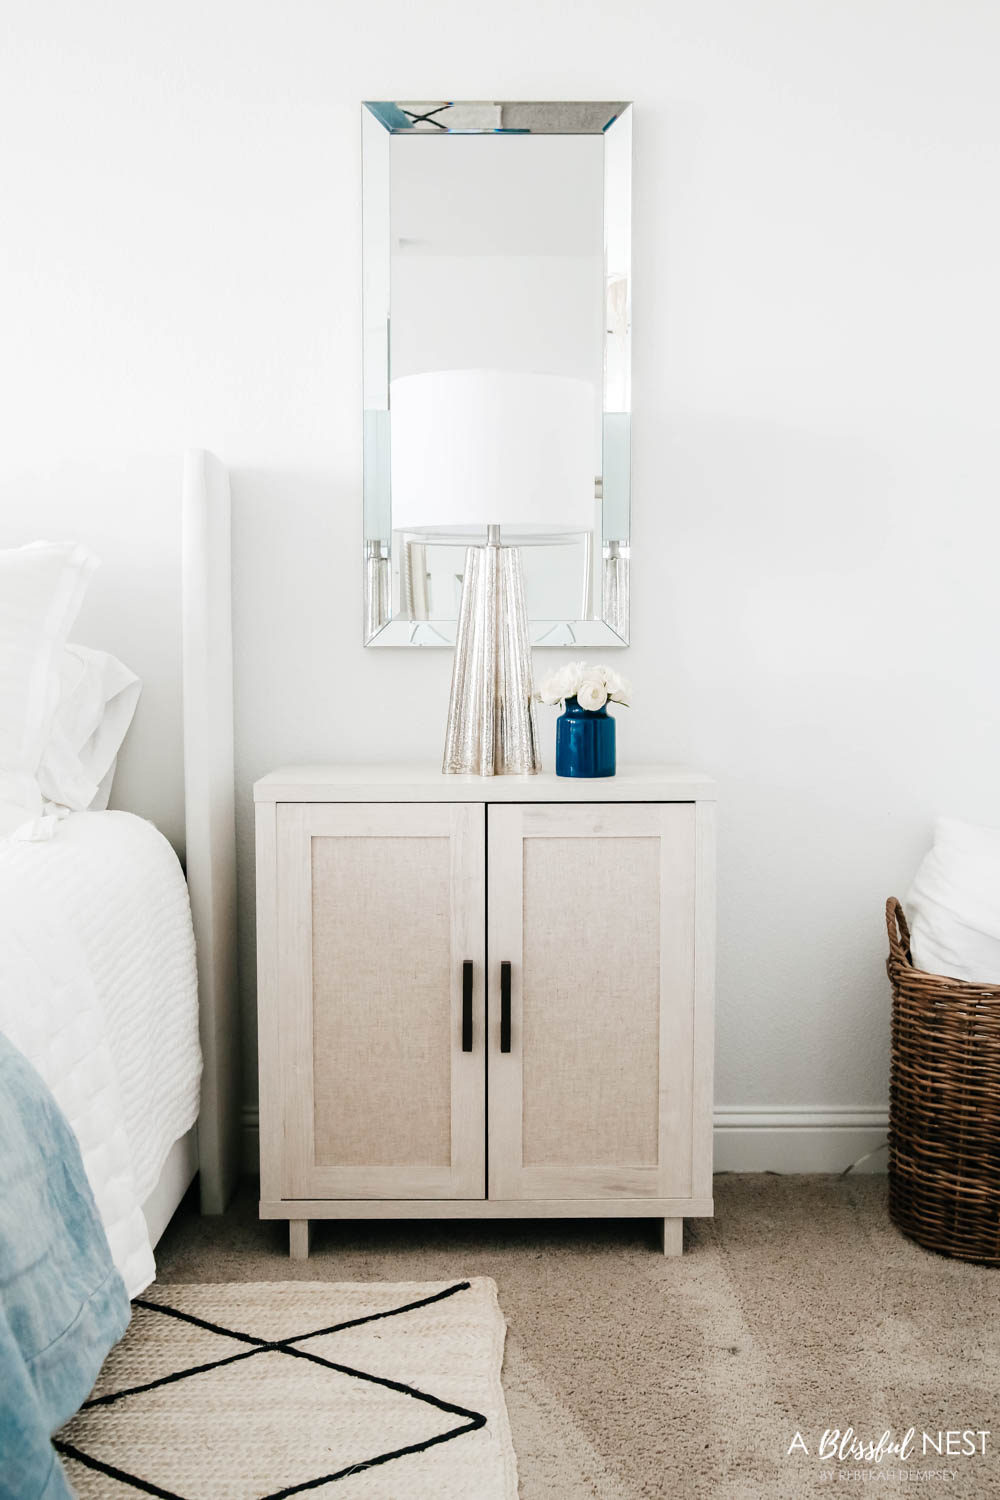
[1,451,240,1212]
[181,450,240,1212]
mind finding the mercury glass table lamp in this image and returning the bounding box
[390,368,595,775]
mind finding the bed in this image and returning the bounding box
[0,450,239,1296]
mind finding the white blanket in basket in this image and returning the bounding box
[907,816,1000,984]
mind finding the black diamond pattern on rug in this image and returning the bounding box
[56,1281,487,1499]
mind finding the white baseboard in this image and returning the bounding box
[712,1106,888,1174]
[240,1104,888,1179]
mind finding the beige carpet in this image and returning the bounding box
[151,1176,1000,1498]
[59,1279,517,1499]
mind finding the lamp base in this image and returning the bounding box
[443,540,540,776]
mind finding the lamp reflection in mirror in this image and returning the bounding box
[364,539,391,638]
[389,369,596,774]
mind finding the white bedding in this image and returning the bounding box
[0,810,200,1296]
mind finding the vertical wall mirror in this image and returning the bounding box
[362,100,632,647]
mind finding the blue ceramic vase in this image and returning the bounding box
[555,695,616,778]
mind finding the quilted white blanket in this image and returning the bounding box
[0,811,200,1297]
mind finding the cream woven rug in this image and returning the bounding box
[57,1279,518,1499]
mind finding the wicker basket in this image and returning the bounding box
[886,896,1000,1264]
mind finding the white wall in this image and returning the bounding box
[2,0,999,1168]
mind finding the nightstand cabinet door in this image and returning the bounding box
[269,802,486,1199]
[487,802,707,1202]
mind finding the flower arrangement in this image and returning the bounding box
[535,661,632,712]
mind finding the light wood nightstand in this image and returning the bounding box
[254,765,716,1258]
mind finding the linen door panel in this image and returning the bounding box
[275,802,486,1198]
[487,802,697,1200]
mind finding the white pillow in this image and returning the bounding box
[0,542,97,833]
[907,817,1000,984]
[37,644,141,811]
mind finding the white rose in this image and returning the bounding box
[537,660,585,705]
[604,668,632,706]
[576,676,608,712]
[586,664,631,706]
[562,661,589,695]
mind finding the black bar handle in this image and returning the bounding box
[462,961,473,1052]
[500,961,512,1053]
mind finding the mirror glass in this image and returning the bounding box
[363,101,631,647]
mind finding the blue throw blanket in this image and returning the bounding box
[0,1033,131,1500]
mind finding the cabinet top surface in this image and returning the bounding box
[254,764,716,804]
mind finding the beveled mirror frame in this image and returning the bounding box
[362,101,632,648]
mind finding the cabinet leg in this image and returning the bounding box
[661,1218,683,1256]
[289,1219,311,1260]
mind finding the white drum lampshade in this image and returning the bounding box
[389,368,596,534]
